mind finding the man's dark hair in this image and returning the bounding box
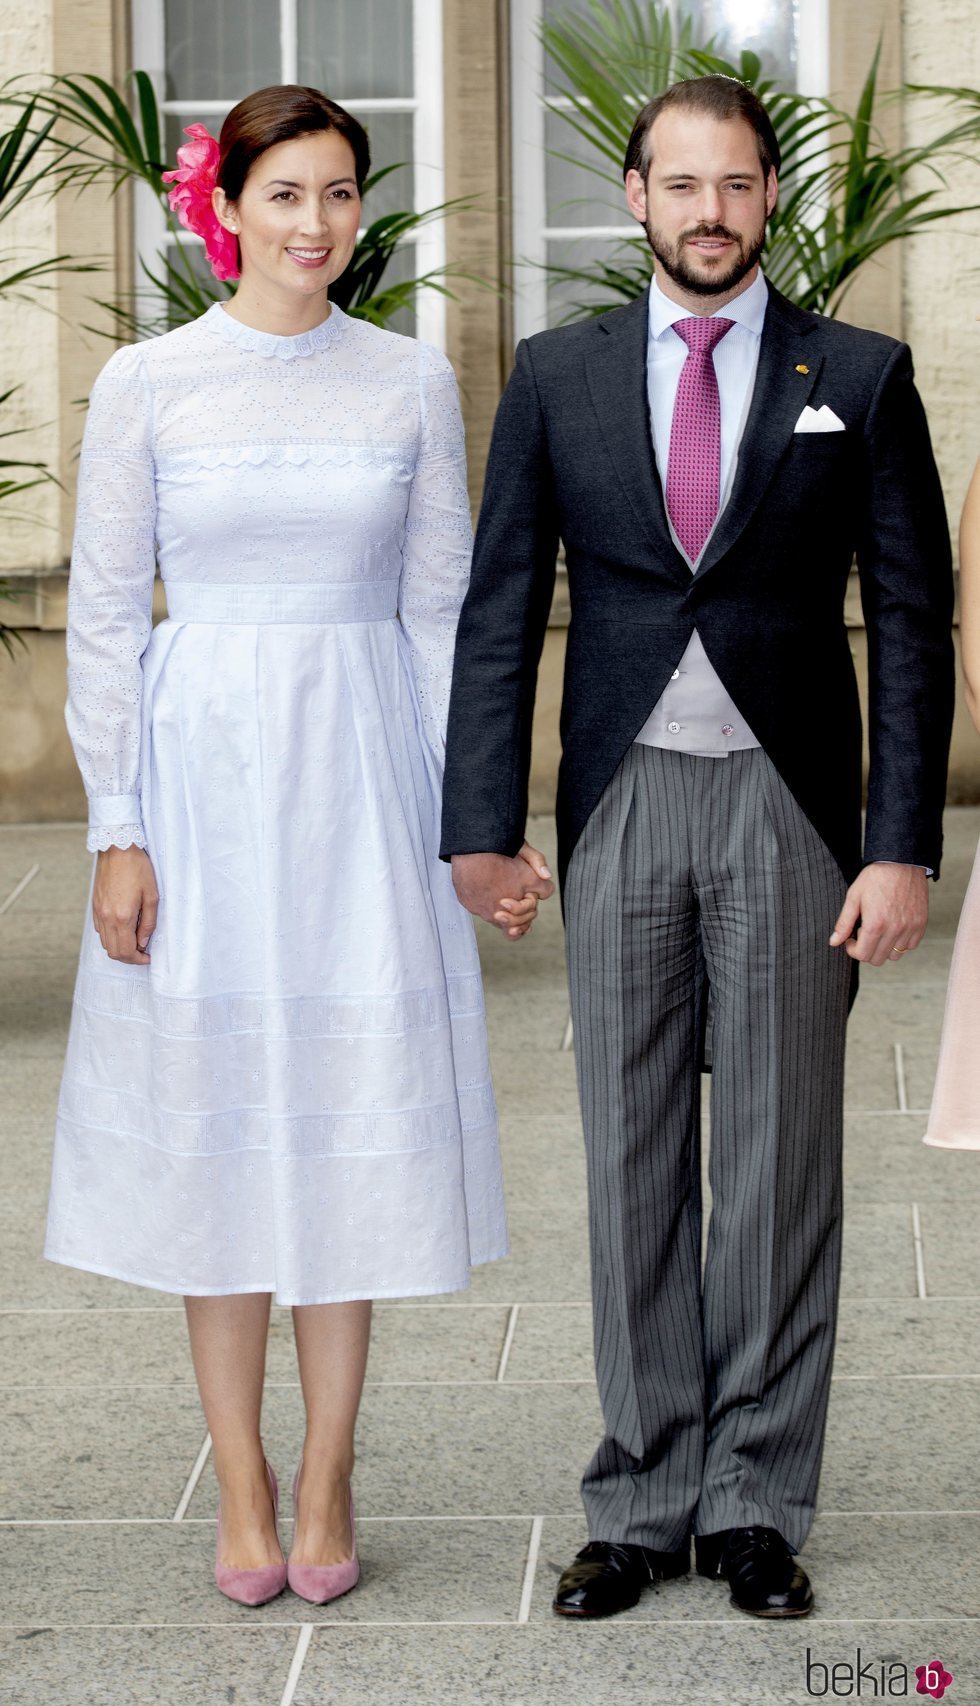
[623,75,781,183]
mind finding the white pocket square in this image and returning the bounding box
[794,404,846,434]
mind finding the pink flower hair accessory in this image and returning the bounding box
[162,123,240,282]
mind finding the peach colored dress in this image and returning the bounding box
[924,838,980,1149]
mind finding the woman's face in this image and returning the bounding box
[213,130,361,301]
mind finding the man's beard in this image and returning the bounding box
[645,217,767,297]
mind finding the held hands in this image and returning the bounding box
[829,863,928,966]
[451,841,555,941]
[93,845,159,964]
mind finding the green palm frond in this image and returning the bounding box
[0,386,62,494]
[0,252,103,301]
[538,2,980,318]
[0,98,64,216]
[0,578,28,657]
[0,385,60,658]
[1,72,167,196]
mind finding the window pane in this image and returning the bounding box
[542,0,797,90]
[691,0,796,86]
[164,0,279,102]
[298,0,413,98]
[545,236,649,327]
[545,110,635,230]
[359,111,415,221]
[542,0,595,18]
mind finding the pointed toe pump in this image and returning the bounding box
[287,1461,360,1605]
[214,1460,288,1607]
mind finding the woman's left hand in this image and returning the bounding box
[492,841,555,940]
[92,844,159,963]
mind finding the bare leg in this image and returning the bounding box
[183,1293,284,1570]
[290,1300,372,1565]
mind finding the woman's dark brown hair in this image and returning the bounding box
[217,85,371,200]
[623,75,781,183]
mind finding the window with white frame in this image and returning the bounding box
[511,0,829,341]
[131,0,445,344]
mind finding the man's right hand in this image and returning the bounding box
[92,844,159,963]
[451,842,555,941]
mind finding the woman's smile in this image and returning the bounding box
[284,245,332,268]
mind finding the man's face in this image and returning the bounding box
[625,108,778,298]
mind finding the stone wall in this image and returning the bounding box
[902,0,980,542]
[442,0,511,510]
[0,0,61,574]
[0,0,124,821]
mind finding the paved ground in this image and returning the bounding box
[1,813,978,1706]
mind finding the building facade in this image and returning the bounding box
[1,0,978,821]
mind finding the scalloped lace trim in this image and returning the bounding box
[87,824,147,853]
[202,302,344,361]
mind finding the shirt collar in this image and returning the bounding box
[647,268,769,342]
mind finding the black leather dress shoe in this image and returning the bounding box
[695,1526,813,1617]
[553,1540,689,1618]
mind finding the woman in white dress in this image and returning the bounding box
[925,452,980,1151]
[44,85,552,1606]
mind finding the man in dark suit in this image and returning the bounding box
[442,76,953,1620]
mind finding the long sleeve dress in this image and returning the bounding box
[44,302,508,1302]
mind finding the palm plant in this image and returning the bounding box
[3,72,469,338]
[539,0,980,320]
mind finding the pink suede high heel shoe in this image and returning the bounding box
[214,1460,288,1606]
[287,1460,360,1605]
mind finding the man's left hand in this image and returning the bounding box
[829,863,929,966]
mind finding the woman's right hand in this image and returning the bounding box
[92,845,159,963]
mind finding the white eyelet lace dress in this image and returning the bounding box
[44,302,507,1303]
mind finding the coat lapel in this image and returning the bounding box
[584,292,690,584]
[695,285,822,580]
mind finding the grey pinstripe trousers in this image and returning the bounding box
[564,744,851,1553]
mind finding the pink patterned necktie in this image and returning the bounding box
[665,315,735,562]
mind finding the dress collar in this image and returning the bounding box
[648,268,769,343]
[203,301,345,360]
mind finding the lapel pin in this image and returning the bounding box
[795,363,809,374]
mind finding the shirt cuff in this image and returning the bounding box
[88,794,143,828]
[871,860,933,876]
[87,795,146,853]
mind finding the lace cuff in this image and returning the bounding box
[87,823,147,853]
[87,794,145,850]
